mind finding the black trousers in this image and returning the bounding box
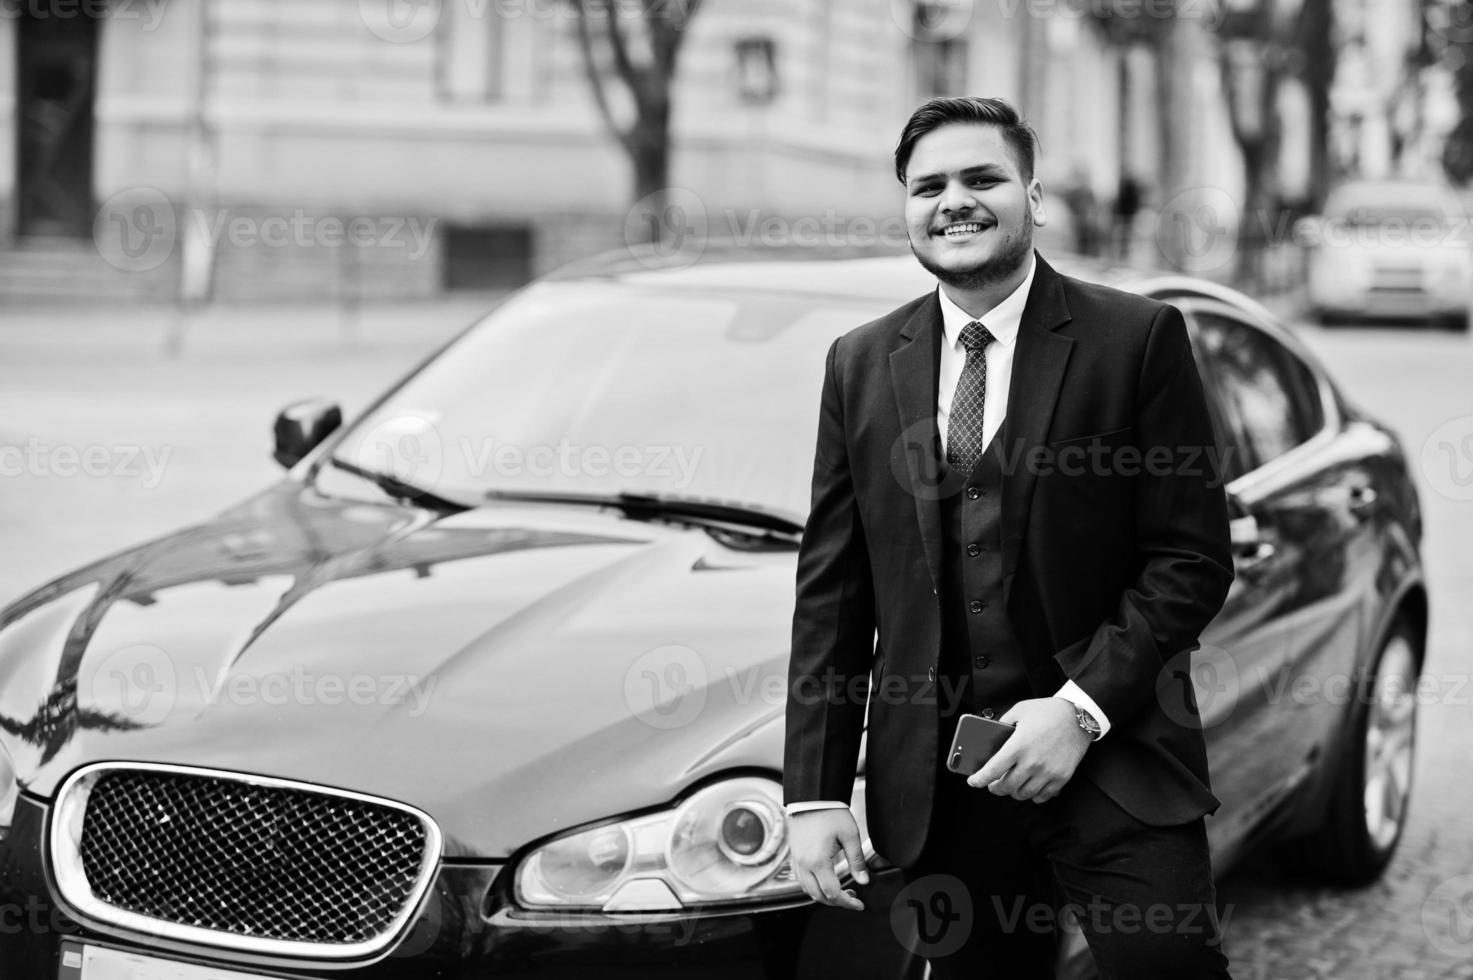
[892,747,1233,980]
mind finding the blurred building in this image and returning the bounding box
[1330,0,1432,179]
[0,0,1237,303]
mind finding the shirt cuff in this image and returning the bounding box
[785,801,851,816]
[1055,680,1111,738]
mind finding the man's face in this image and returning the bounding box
[903,123,1047,289]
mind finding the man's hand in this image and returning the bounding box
[787,808,870,912]
[967,697,1091,803]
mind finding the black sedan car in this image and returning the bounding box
[0,248,1426,979]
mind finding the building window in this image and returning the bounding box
[439,3,503,101]
[914,37,968,99]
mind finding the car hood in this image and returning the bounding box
[0,481,796,858]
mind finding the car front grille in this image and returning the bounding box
[51,763,441,959]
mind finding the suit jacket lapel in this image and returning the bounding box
[998,255,1074,603]
[889,293,947,595]
[888,255,1075,603]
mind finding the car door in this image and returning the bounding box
[1176,301,1373,853]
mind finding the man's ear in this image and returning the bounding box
[1029,177,1048,228]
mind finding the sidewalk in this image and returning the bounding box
[0,293,506,361]
[0,297,504,606]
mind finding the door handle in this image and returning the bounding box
[1347,485,1379,518]
[1229,514,1276,575]
[1234,540,1277,575]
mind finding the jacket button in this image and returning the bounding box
[980,708,995,719]
[927,666,937,682]
[969,600,984,614]
[966,486,981,499]
[974,656,990,669]
[966,543,981,557]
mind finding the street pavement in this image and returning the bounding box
[3,300,1473,977]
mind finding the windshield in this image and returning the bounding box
[330,281,894,517]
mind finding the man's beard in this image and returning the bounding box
[909,215,1034,291]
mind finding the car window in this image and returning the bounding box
[331,282,890,516]
[1192,313,1324,475]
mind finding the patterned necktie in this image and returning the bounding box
[946,320,996,473]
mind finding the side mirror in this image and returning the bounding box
[1228,514,1260,549]
[273,398,342,469]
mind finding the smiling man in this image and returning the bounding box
[783,97,1236,977]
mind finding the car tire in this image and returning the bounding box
[1438,312,1470,332]
[1277,621,1420,885]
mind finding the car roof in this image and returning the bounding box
[1324,179,1466,215]
[545,242,1288,334]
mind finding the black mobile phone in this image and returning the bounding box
[946,713,1016,775]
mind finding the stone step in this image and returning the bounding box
[0,238,180,305]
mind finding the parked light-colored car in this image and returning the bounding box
[1304,179,1473,329]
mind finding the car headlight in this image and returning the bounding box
[515,776,871,911]
[0,742,18,843]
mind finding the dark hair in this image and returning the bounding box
[894,97,1039,184]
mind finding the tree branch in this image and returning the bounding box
[572,1,635,155]
[599,0,645,106]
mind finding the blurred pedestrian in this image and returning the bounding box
[1061,165,1100,256]
[1113,172,1142,261]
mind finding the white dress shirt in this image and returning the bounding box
[787,259,1110,817]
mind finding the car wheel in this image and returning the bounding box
[1280,622,1419,885]
[1439,312,1471,332]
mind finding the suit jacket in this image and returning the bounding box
[783,253,1234,869]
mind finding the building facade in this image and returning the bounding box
[0,0,1234,302]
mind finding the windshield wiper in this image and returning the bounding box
[326,458,471,512]
[483,489,804,540]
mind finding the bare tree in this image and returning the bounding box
[569,0,705,243]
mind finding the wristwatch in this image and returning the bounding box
[1074,705,1103,741]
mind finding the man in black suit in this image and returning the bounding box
[783,97,1235,978]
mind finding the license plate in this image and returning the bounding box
[62,943,271,980]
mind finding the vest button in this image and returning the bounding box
[966,543,981,557]
[927,666,937,682]
[980,708,995,719]
[974,656,990,669]
[966,486,981,499]
[968,600,984,614]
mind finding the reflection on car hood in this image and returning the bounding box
[0,481,794,858]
